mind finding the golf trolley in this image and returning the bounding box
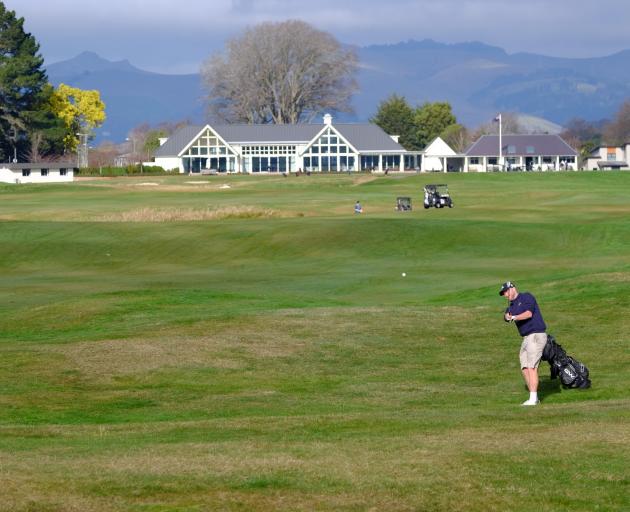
[396,196,412,211]
[423,184,453,209]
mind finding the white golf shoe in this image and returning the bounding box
[521,399,540,406]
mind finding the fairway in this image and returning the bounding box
[0,172,628,511]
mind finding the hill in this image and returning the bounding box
[45,41,630,142]
[46,51,205,142]
[354,39,630,127]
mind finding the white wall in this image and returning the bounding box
[154,157,183,173]
[422,156,444,171]
[0,167,74,184]
[0,168,16,183]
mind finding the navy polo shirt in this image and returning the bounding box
[508,292,546,336]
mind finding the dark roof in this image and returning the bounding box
[465,134,577,157]
[213,124,321,143]
[334,124,404,152]
[154,122,405,157]
[154,125,204,157]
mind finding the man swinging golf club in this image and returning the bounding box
[500,281,547,406]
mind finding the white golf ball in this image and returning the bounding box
[401,272,406,277]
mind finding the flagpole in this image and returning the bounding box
[499,114,503,170]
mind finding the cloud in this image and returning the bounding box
[5,0,630,73]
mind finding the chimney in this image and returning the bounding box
[158,137,168,146]
[323,113,332,125]
[390,135,400,143]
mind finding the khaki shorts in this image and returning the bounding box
[519,332,547,369]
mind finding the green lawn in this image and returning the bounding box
[0,172,628,511]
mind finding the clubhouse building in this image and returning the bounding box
[153,115,579,174]
[154,114,420,174]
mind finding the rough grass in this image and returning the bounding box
[95,205,287,222]
[0,172,629,511]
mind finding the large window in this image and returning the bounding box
[183,128,236,172]
[404,155,419,170]
[250,156,291,173]
[382,155,400,169]
[303,128,354,172]
[243,145,296,172]
[360,155,379,170]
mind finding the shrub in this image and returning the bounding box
[75,165,172,177]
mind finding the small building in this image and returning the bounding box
[153,114,422,174]
[465,134,578,172]
[0,163,76,184]
[421,137,463,172]
[583,144,630,170]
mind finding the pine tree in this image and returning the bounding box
[0,2,53,162]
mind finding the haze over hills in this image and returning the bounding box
[46,52,205,142]
[45,40,630,143]
[354,40,630,129]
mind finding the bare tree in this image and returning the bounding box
[89,141,118,168]
[603,99,630,145]
[440,124,471,153]
[127,120,191,159]
[560,117,602,158]
[202,20,357,124]
[476,112,521,135]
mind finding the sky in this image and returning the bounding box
[6,0,630,74]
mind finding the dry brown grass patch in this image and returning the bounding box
[351,175,378,186]
[95,206,285,222]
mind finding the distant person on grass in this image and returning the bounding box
[354,201,363,214]
[500,281,547,406]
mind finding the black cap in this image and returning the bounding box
[499,281,514,296]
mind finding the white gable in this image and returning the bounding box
[424,137,456,156]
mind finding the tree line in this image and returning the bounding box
[370,95,630,157]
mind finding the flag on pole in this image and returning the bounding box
[493,114,501,122]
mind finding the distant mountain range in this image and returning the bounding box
[45,40,630,143]
[46,52,204,142]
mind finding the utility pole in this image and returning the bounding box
[126,136,143,173]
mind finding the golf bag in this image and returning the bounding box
[541,335,591,389]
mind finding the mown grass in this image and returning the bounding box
[0,172,628,511]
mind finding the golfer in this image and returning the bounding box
[499,281,547,406]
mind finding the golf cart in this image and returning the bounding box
[396,196,412,211]
[423,184,453,209]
